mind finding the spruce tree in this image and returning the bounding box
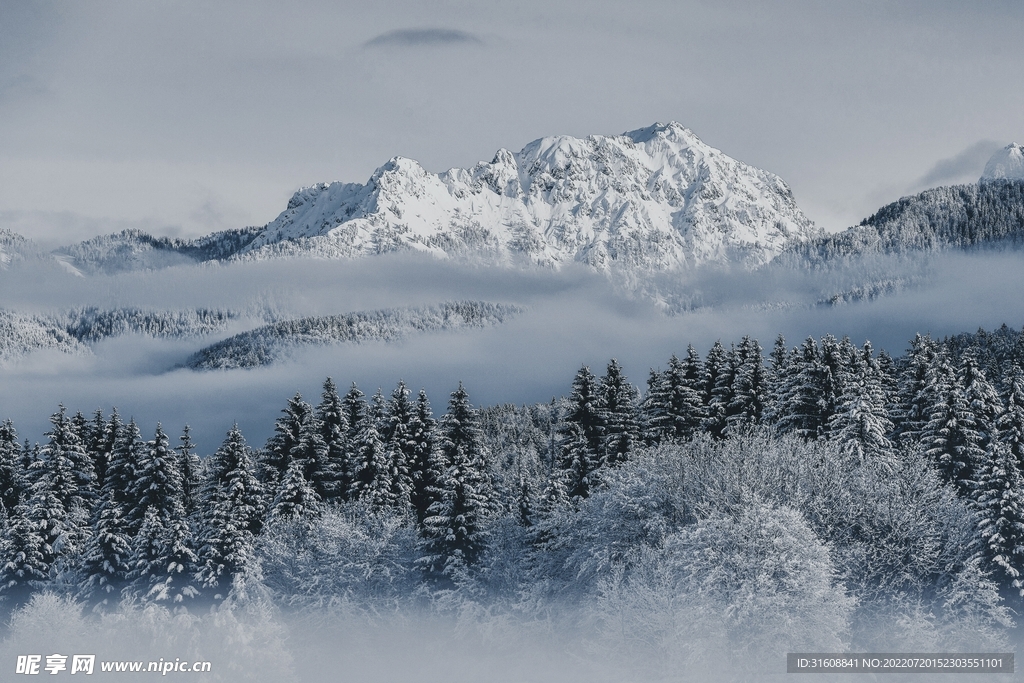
[262,393,312,487]
[0,501,50,605]
[85,409,109,490]
[420,383,492,583]
[128,423,183,527]
[960,354,1004,451]
[599,359,640,467]
[975,440,1024,599]
[999,365,1024,470]
[269,457,322,524]
[350,389,393,509]
[726,336,768,434]
[894,333,938,442]
[703,341,733,438]
[409,389,438,526]
[829,342,894,459]
[0,419,26,515]
[315,377,349,503]
[341,382,367,500]
[177,425,202,517]
[555,366,605,499]
[922,352,984,494]
[195,425,264,593]
[385,381,416,510]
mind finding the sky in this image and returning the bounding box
[1,0,1023,248]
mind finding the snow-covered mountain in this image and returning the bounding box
[234,122,820,272]
[982,143,1024,182]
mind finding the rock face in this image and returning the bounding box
[236,122,820,273]
[982,143,1024,182]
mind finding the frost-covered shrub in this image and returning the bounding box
[592,501,853,678]
[256,504,418,611]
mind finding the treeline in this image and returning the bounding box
[184,301,523,369]
[2,324,1024,637]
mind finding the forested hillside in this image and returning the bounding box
[782,180,1024,266]
[3,324,1024,667]
[184,301,524,369]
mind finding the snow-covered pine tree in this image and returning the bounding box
[385,381,416,511]
[410,389,439,527]
[261,393,312,488]
[555,366,605,499]
[341,382,367,501]
[644,344,708,442]
[999,365,1024,470]
[292,409,332,502]
[0,419,26,515]
[350,389,394,509]
[77,490,132,608]
[776,338,827,438]
[315,377,349,504]
[41,405,93,529]
[703,341,733,437]
[922,352,985,495]
[85,409,109,490]
[726,336,768,434]
[195,425,264,593]
[128,423,183,528]
[828,342,894,460]
[599,359,640,467]
[975,439,1024,600]
[177,425,202,516]
[960,354,1004,452]
[0,500,50,606]
[420,383,492,583]
[893,333,938,443]
[269,457,322,524]
[640,368,667,445]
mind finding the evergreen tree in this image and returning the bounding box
[269,457,322,524]
[599,359,640,467]
[922,352,984,494]
[420,383,492,583]
[409,389,439,526]
[128,423,183,528]
[726,336,768,434]
[0,419,26,515]
[177,425,202,516]
[555,366,605,499]
[77,494,132,608]
[341,382,367,500]
[894,333,938,442]
[703,341,733,437]
[350,389,393,508]
[41,405,92,523]
[829,342,894,459]
[195,425,264,592]
[776,337,830,438]
[262,393,312,487]
[0,501,50,605]
[385,381,416,510]
[315,377,349,503]
[975,440,1024,599]
[85,409,109,490]
[960,354,1004,451]
[645,353,704,444]
[292,411,332,502]
[999,365,1024,470]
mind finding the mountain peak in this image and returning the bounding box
[981,143,1024,182]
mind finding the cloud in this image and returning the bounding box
[913,139,1005,188]
[364,28,483,48]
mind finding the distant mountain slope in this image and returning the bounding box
[780,180,1024,267]
[235,122,819,272]
[0,310,90,364]
[184,301,523,370]
[0,229,43,270]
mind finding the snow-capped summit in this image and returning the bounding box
[237,122,821,273]
[981,143,1024,182]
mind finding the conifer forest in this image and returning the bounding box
[3,324,1024,679]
